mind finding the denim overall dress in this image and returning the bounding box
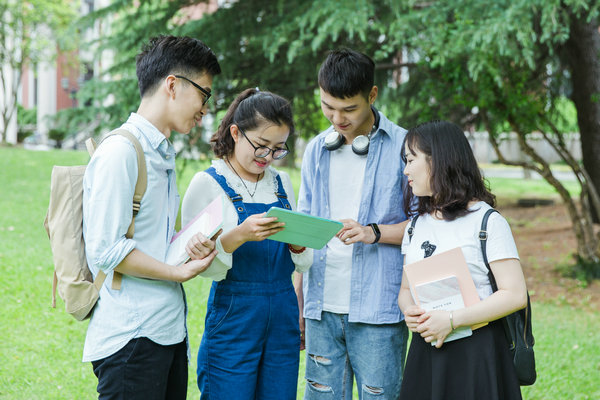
[197,167,300,400]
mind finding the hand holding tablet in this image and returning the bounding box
[265,207,343,249]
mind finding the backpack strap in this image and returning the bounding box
[479,208,533,356]
[479,208,499,291]
[407,215,419,243]
[91,129,148,290]
[112,129,148,234]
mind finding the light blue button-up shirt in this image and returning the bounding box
[298,111,408,324]
[82,113,185,362]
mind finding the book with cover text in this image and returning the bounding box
[414,275,473,345]
[165,195,224,266]
[404,247,487,332]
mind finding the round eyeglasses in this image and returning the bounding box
[239,129,289,160]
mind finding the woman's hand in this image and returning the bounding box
[239,213,285,242]
[404,305,426,333]
[416,310,453,348]
[337,219,375,244]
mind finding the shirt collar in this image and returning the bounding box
[126,112,170,151]
[126,113,176,159]
[370,110,392,140]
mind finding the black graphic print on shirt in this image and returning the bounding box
[420,241,436,258]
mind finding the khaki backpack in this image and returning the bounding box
[44,129,147,320]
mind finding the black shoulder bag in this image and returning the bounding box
[480,209,537,386]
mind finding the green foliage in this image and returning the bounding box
[68,0,597,139]
[47,128,66,142]
[70,0,403,149]
[16,105,36,142]
[0,0,78,142]
[561,255,600,283]
[16,104,36,126]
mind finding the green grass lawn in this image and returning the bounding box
[0,146,598,399]
[487,177,581,202]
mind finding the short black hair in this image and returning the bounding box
[401,120,495,220]
[135,35,221,98]
[211,88,294,158]
[318,48,375,99]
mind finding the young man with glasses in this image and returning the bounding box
[82,35,221,399]
[296,48,410,399]
[181,88,313,399]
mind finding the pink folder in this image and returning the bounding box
[165,195,224,266]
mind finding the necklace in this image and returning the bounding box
[226,158,260,198]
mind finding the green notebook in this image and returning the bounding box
[265,207,343,249]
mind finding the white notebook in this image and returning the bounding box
[414,275,473,345]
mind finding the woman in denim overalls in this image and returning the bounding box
[182,88,313,400]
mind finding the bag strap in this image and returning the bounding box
[479,208,499,291]
[479,208,519,348]
[110,129,148,233]
[91,129,148,290]
[479,210,503,289]
[85,137,97,156]
[407,215,419,243]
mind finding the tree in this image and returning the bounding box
[394,0,600,273]
[67,0,393,163]
[256,0,600,271]
[562,9,600,223]
[72,0,599,274]
[0,0,76,143]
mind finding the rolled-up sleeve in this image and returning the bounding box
[82,136,139,273]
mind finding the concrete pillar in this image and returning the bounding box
[37,61,57,138]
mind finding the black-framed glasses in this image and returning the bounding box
[174,75,212,105]
[239,129,289,160]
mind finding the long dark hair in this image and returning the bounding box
[211,88,294,158]
[402,120,495,220]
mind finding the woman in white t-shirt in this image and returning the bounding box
[397,120,527,400]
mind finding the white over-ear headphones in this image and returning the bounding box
[324,106,380,155]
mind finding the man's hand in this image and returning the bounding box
[176,250,218,282]
[337,219,375,244]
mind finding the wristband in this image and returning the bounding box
[368,223,381,244]
[288,244,307,254]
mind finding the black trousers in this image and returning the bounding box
[92,337,187,400]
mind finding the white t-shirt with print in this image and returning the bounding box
[401,201,519,300]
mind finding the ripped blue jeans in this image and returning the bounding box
[303,312,408,400]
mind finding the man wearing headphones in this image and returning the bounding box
[295,48,410,399]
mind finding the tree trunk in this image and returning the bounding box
[564,13,600,223]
